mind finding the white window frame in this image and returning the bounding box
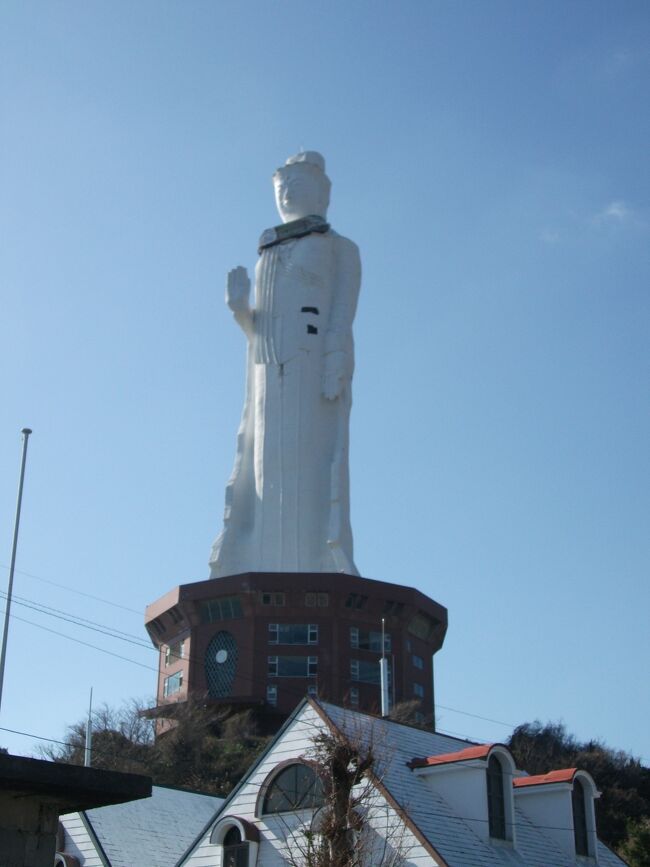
[163,670,183,698]
[268,623,319,645]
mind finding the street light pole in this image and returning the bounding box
[0,428,33,715]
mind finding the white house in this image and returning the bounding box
[177,698,627,867]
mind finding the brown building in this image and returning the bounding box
[145,572,447,730]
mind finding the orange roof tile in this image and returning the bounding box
[513,768,577,788]
[409,743,494,769]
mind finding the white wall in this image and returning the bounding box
[59,814,103,867]
[181,703,440,867]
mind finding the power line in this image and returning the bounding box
[0,591,152,650]
[0,563,143,616]
[1,608,158,673]
[0,593,518,741]
[0,579,520,740]
[436,703,515,729]
[0,718,596,835]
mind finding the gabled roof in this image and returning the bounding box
[82,784,223,867]
[177,698,627,867]
[514,768,577,788]
[409,742,494,768]
[316,701,627,867]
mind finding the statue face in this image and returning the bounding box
[274,166,328,223]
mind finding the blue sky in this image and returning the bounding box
[1,1,648,764]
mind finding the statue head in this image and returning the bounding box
[273,151,331,223]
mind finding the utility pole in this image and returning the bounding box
[85,687,93,767]
[0,428,32,715]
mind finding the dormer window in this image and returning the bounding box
[486,754,506,839]
[409,743,516,846]
[572,777,589,856]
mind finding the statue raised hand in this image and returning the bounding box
[226,265,253,336]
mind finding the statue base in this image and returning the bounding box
[145,572,447,730]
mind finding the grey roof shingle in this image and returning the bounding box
[320,701,627,867]
[84,784,223,867]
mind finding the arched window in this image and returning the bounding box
[262,762,325,814]
[222,825,249,867]
[210,817,258,867]
[486,754,506,839]
[572,778,589,856]
[205,631,238,698]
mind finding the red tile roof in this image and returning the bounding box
[513,768,577,788]
[409,743,494,769]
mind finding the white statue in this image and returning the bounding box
[209,152,361,578]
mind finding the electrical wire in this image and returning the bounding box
[0,608,159,673]
[0,563,143,616]
[0,718,601,835]
[0,565,522,735]
[0,591,152,650]
[0,593,518,742]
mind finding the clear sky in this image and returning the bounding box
[1,1,648,765]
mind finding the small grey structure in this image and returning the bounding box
[58,785,223,867]
[0,752,151,867]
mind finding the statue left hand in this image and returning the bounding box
[322,353,346,400]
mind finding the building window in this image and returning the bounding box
[205,631,238,698]
[408,611,441,641]
[405,638,412,652]
[163,671,183,698]
[350,659,390,685]
[350,627,390,652]
[262,763,324,814]
[165,639,185,666]
[268,656,318,678]
[268,624,318,645]
[383,599,403,616]
[486,754,506,839]
[572,778,589,856]
[345,593,368,610]
[222,825,249,867]
[266,685,278,707]
[349,687,359,707]
[199,596,242,623]
[261,592,285,606]
[413,682,424,698]
[412,654,424,669]
[307,684,318,698]
[305,592,329,607]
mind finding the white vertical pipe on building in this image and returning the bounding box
[0,428,32,716]
[380,617,389,717]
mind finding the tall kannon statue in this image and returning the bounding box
[209,152,361,578]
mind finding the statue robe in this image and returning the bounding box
[209,229,361,578]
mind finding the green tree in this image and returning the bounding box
[508,721,650,856]
[39,697,270,796]
[618,818,650,867]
